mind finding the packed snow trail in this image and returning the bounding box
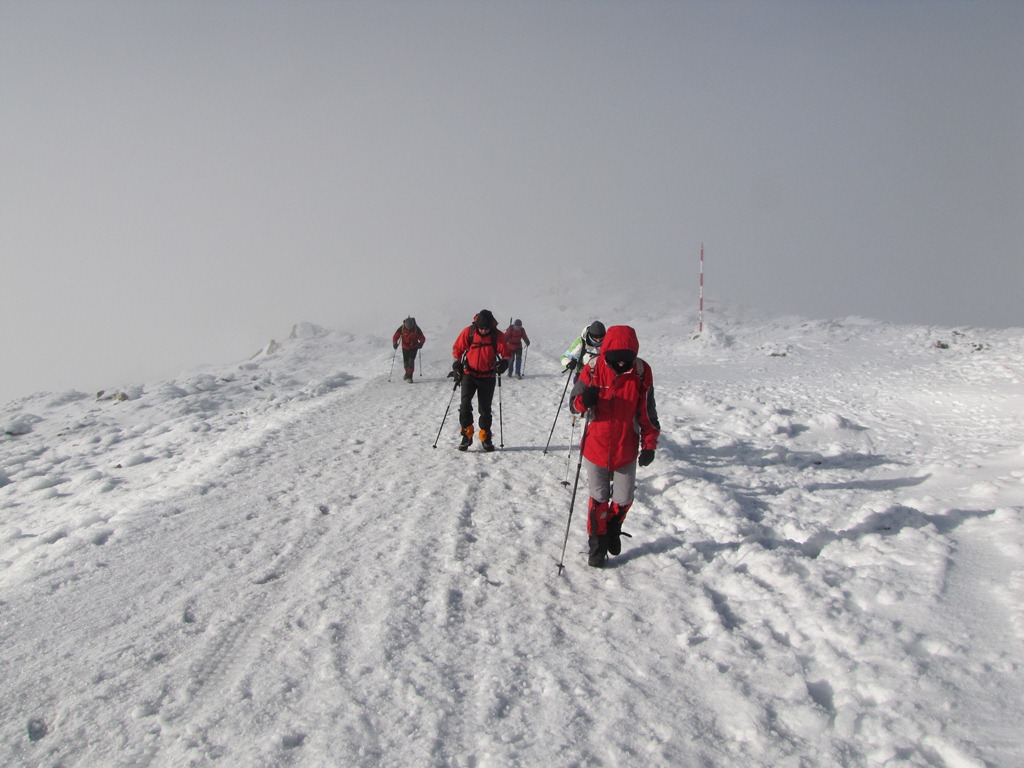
[0,336,709,765]
[2,312,1023,766]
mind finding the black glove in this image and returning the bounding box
[581,386,599,409]
[638,449,655,467]
[565,357,577,371]
[452,360,463,374]
[393,342,399,349]
[496,359,509,375]
[447,370,462,385]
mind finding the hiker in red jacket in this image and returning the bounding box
[570,325,660,567]
[450,309,509,452]
[392,317,426,382]
[503,319,531,379]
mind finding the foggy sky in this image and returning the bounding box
[2,1,1022,405]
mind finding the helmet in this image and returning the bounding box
[404,317,416,330]
[586,321,606,344]
[514,319,522,327]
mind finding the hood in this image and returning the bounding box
[600,325,640,359]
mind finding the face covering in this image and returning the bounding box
[605,350,636,373]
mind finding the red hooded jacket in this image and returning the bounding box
[571,325,660,470]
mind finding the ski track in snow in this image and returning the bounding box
[1,313,1023,767]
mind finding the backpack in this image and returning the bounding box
[461,321,500,373]
[505,326,524,347]
[465,325,498,352]
[396,324,422,344]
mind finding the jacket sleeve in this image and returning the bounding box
[393,328,402,345]
[417,330,426,348]
[452,328,468,361]
[561,336,583,368]
[638,363,660,450]
[495,331,510,360]
[570,363,592,413]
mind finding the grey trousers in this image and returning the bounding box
[584,458,637,507]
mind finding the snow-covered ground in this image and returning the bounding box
[2,299,1023,767]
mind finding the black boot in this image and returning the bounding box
[458,426,473,451]
[606,517,622,556]
[480,429,495,452]
[588,536,607,568]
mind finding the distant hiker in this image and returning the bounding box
[561,321,606,382]
[504,319,531,379]
[450,309,509,452]
[393,317,426,382]
[570,325,660,568]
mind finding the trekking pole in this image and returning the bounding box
[543,368,574,454]
[497,372,504,448]
[388,346,398,382]
[432,378,460,448]
[418,348,423,378]
[522,345,528,376]
[561,414,578,486]
[556,410,591,574]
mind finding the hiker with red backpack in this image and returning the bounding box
[393,317,426,382]
[570,325,660,567]
[450,309,509,452]
[504,319,531,378]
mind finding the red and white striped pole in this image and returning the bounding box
[698,243,705,335]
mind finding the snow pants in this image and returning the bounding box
[508,348,523,376]
[459,375,496,435]
[584,458,636,535]
[401,348,418,378]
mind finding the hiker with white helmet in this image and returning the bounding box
[560,321,606,383]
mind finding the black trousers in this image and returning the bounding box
[401,347,418,374]
[459,376,496,433]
